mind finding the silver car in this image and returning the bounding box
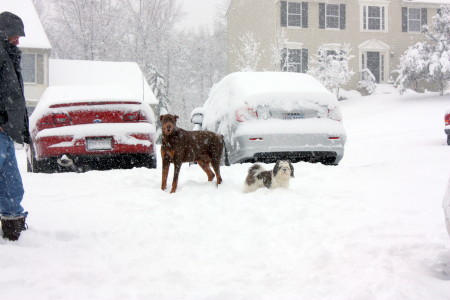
[191,72,346,165]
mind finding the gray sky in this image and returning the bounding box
[177,0,227,30]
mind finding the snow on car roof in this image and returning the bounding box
[49,59,158,105]
[39,85,142,105]
[207,72,337,107]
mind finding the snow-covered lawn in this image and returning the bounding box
[2,91,450,300]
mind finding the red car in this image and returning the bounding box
[446,111,450,145]
[27,85,157,172]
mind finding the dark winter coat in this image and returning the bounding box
[0,12,30,144]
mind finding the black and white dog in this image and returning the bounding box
[243,160,294,193]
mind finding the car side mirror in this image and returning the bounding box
[191,113,203,125]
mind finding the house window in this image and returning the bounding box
[319,3,346,29]
[326,4,340,28]
[288,2,302,26]
[402,7,427,32]
[408,8,421,31]
[21,53,44,84]
[362,5,386,31]
[281,48,308,73]
[22,53,36,83]
[281,1,308,28]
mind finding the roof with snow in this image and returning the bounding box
[0,0,51,49]
[49,59,158,105]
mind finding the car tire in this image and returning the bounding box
[27,145,41,173]
[321,157,337,166]
[142,154,157,169]
[222,145,230,166]
[28,144,56,173]
[447,135,450,145]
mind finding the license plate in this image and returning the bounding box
[86,138,112,151]
[285,113,304,119]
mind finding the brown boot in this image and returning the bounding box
[1,216,27,241]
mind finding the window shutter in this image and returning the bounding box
[281,1,287,27]
[363,6,367,29]
[340,4,346,29]
[437,8,441,16]
[402,7,408,32]
[319,3,325,29]
[36,54,44,84]
[302,2,308,28]
[301,49,308,73]
[421,8,427,26]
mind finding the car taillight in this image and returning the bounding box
[445,114,450,126]
[37,113,71,130]
[123,111,148,122]
[53,113,70,124]
[236,107,258,122]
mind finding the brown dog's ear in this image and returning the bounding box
[174,115,179,122]
[160,115,165,121]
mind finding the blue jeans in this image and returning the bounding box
[0,132,27,217]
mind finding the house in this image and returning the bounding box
[49,59,158,111]
[227,0,447,91]
[0,0,52,108]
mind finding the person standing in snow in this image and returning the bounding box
[0,12,31,241]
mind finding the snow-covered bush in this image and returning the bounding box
[396,43,431,94]
[308,44,354,98]
[358,69,377,95]
[397,5,450,96]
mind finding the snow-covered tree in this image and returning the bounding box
[149,68,170,117]
[148,68,170,143]
[396,43,431,94]
[397,5,450,95]
[35,0,227,129]
[49,0,122,60]
[308,44,354,98]
[233,32,263,72]
[270,30,288,70]
[423,5,450,95]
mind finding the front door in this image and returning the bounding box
[367,51,380,83]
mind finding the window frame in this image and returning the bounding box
[287,2,302,27]
[281,48,308,73]
[325,4,340,29]
[281,1,308,28]
[408,8,422,32]
[21,53,37,84]
[361,3,388,32]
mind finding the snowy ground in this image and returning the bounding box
[2,90,450,300]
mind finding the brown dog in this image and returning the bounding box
[160,114,223,193]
